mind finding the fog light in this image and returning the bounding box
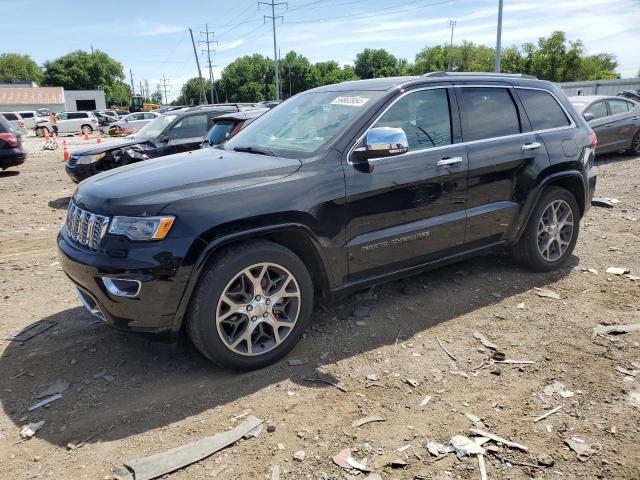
[102,277,141,298]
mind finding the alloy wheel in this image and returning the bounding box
[215,262,301,356]
[633,134,640,154]
[537,199,574,262]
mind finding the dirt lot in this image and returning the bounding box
[0,134,639,480]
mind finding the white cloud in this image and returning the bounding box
[217,39,244,51]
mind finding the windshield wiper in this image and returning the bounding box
[233,146,276,156]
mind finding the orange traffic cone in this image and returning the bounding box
[63,140,70,161]
[96,130,101,144]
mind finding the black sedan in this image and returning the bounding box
[66,104,262,183]
[569,95,640,155]
[0,115,26,171]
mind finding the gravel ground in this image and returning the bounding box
[0,134,639,480]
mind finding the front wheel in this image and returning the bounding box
[512,187,580,271]
[626,131,640,156]
[186,240,314,370]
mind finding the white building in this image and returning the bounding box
[0,86,106,112]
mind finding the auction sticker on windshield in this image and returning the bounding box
[331,96,370,107]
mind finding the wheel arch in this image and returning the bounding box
[171,223,331,332]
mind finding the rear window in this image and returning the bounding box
[458,87,521,142]
[67,112,88,119]
[517,89,571,130]
[19,112,34,118]
[2,113,18,121]
[608,99,631,115]
[207,120,238,145]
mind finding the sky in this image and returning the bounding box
[2,0,639,102]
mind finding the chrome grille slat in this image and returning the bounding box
[64,201,109,251]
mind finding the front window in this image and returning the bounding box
[584,101,608,120]
[167,114,208,139]
[225,90,385,158]
[128,114,177,140]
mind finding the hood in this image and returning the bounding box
[71,138,147,155]
[73,148,301,216]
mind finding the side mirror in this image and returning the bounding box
[353,127,409,163]
[583,112,595,122]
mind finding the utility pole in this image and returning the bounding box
[495,0,503,72]
[139,81,144,101]
[160,75,170,106]
[129,68,135,95]
[259,0,287,101]
[447,19,456,71]
[144,79,149,101]
[189,27,207,104]
[200,24,219,103]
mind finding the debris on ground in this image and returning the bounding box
[112,416,262,480]
[35,379,69,399]
[470,428,528,451]
[534,405,562,422]
[473,331,500,351]
[366,373,380,382]
[293,450,306,462]
[420,395,432,407]
[287,358,307,366]
[300,377,348,393]
[351,415,386,428]
[332,448,370,472]
[615,366,637,377]
[534,287,561,299]
[448,435,486,457]
[565,437,595,461]
[6,319,58,342]
[537,452,555,467]
[592,323,640,337]
[606,267,630,276]
[20,420,45,439]
[425,441,448,457]
[591,197,617,208]
[436,335,457,361]
[404,377,419,387]
[28,393,62,412]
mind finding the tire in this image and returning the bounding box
[81,125,93,134]
[35,126,49,137]
[512,186,580,271]
[186,240,314,370]
[626,130,640,156]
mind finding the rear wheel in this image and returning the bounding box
[35,126,49,137]
[81,125,93,134]
[186,240,314,370]
[626,130,640,155]
[512,187,580,271]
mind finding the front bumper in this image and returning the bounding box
[57,229,195,333]
[65,162,98,183]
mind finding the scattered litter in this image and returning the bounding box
[332,448,369,471]
[464,412,481,423]
[426,441,447,457]
[606,267,630,276]
[450,370,470,379]
[591,197,616,208]
[534,288,561,300]
[244,423,263,439]
[270,465,280,480]
[397,444,412,453]
[516,302,525,310]
[35,379,69,399]
[420,395,432,407]
[470,428,528,452]
[436,335,457,361]
[560,389,575,398]
[404,377,419,387]
[491,351,506,362]
[389,458,407,468]
[592,323,640,337]
[7,320,58,342]
[564,437,594,460]
[625,273,640,281]
[352,415,386,428]
[543,382,567,396]
[448,435,486,457]
[287,358,307,366]
[366,373,379,382]
[586,268,598,275]
[615,366,637,377]
[534,405,562,423]
[537,453,555,467]
[300,377,348,393]
[20,420,45,439]
[293,451,306,462]
[494,359,535,365]
[473,331,499,351]
[28,393,62,411]
[67,427,112,451]
[478,453,488,480]
[112,416,262,480]
[10,370,30,380]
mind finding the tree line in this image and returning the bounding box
[0,31,630,107]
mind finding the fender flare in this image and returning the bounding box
[170,222,329,331]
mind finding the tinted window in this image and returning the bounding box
[143,113,156,119]
[585,101,607,119]
[2,113,18,121]
[67,112,86,119]
[19,112,34,118]
[608,99,630,115]
[517,89,570,130]
[373,88,452,151]
[207,120,238,145]
[459,87,520,141]
[168,114,208,139]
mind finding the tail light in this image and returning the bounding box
[588,132,597,149]
[0,132,18,147]
[18,120,25,128]
[91,118,98,124]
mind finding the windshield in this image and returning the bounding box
[207,120,237,145]
[128,114,177,140]
[225,90,384,158]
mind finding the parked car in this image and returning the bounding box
[18,110,49,129]
[35,111,99,136]
[201,108,268,148]
[92,110,117,127]
[618,90,640,103]
[0,115,26,171]
[0,112,27,134]
[59,73,597,370]
[66,105,262,182]
[569,95,640,155]
[107,112,159,136]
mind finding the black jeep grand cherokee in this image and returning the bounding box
[59,73,597,370]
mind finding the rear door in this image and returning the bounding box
[457,85,550,246]
[345,85,469,281]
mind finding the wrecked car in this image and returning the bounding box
[65,104,262,183]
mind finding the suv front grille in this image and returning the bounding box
[65,202,109,250]
[67,155,79,168]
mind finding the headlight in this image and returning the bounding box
[75,152,106,165]
[108,216,175,240]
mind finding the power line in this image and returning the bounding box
[259,0,287,101]
[200,24,219,103]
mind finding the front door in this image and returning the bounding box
[344,86,468,282]
[584,100,614,151]
[164,113,210,155]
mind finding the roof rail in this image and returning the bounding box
[423,71,538,79]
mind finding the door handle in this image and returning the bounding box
[436,156,463,167]
[632,116,639,120]
[521,142,542,151]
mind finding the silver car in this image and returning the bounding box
[0,112,27,134]
[109,112,159,135]
[569,95,640,155]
